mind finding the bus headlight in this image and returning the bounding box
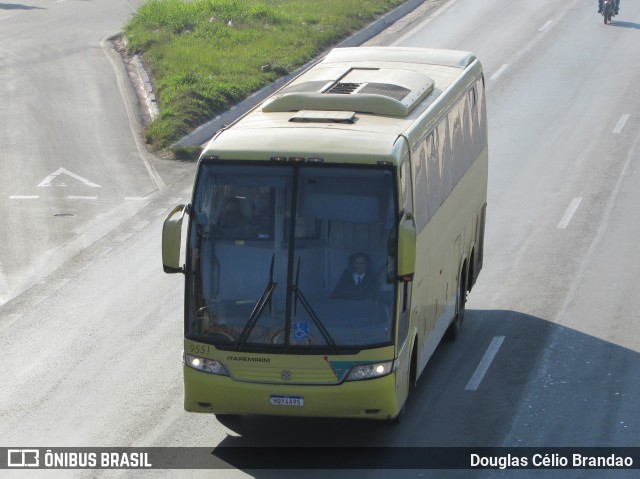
[346,361,394,381]
[183,352,229,376]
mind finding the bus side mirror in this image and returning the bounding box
[397,212,416,281]
[162,204,189,274]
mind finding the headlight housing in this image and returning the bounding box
[183,352,229,376]
[346,361,394,381]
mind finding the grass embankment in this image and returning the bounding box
[123,0,404,154]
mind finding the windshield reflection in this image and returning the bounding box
[185,163,397,352]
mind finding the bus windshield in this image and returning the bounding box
[185,162,397,352]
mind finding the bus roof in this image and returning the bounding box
[201,47,481,165]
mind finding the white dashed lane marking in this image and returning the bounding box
[613,114,630,134]
[557,197,583,229]
[465,336,505,391]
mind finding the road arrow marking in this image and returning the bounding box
[38,168,101,188]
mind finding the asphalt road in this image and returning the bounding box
[0,0,189,304]
[1,0,639,478]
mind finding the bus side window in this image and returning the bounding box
[451,100,465,187]
[469,86,477,112]
[412,140,428,232]
[426,131,441,220]
[400,157,413,215]
[438,119,452,203]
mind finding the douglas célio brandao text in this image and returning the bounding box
[470,453,634,469]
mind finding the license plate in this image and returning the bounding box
[269,395,304,407]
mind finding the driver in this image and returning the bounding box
[331,252,379,301]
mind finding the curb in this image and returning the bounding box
[133,54,159,120]
[107,32,159,123]
[172,0,427,148]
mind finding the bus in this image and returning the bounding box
[162,46,488,421]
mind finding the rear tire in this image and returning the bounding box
[445,270,466,341]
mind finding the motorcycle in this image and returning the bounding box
[601,0,615,24]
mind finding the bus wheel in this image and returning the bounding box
[445,274,466,341]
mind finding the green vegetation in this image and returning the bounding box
[123,0,404,151]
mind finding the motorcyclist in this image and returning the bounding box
[598,0,620,15]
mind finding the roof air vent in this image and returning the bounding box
[262,67,434,117]
[327,83,362,95]
[358,83,411,102]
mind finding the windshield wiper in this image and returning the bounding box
[237,254,277,348]
[292,258,339,353]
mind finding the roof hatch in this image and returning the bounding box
[262,67,435,117]
[289,110,356,123]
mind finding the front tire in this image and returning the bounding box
[389,344,417,425]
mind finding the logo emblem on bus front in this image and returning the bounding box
[281,370,291,381]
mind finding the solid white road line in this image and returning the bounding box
[100,38,165,191]
[9,196,39,199]
[0,262,9,305]
[465,336,505,391]
[557,197,583,229]
[390,0,464,46]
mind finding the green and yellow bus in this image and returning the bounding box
[162,47,488,421]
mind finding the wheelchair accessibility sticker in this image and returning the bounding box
[292,322,309,341]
